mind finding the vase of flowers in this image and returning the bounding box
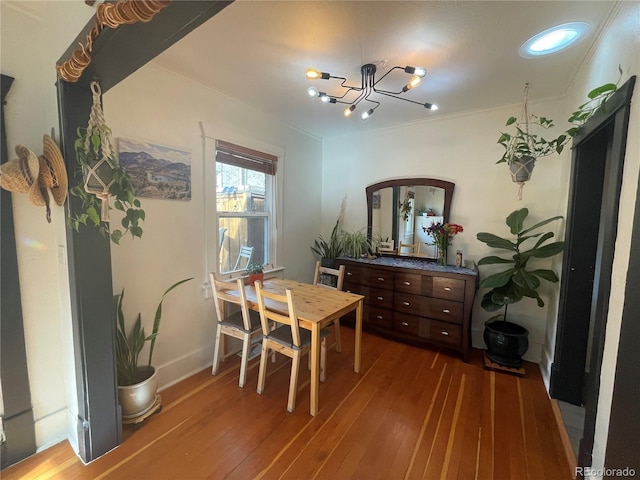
[423,222,464,266]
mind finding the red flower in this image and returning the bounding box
[423,222,464,249]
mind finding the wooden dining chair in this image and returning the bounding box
[398,242,420,255]
[312,261,346,353]
[255,281,329,413]
[210,274,263,388]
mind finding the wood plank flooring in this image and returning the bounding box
[3,328,573,479]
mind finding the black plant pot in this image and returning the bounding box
[484,320,529,368]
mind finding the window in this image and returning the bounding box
[214,140,277,274]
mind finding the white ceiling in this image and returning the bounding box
[153,1,617,139]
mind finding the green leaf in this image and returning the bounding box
[481,291,504,312]
[505,116,517,126]
[477,256,514,265]
[134,199,141,208]
[111,230,123,244]
[130,226,143,238]
[520,215,563,235]
[587,83,617,99]
[506,208,528,235]
[86,206,100,226]
[529,269,559,283]
[476,232,517,251]
[479,268,516,289]
[527,241,565,258]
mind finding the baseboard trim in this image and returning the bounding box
[550,398,578,478]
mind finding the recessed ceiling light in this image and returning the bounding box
[520,22,590,58]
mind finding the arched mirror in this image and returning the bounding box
[366,178,455,258]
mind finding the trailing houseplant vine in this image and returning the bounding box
[67,81,145,245]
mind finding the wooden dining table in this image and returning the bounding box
[229,277,364,416]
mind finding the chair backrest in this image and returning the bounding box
[210,274,253,330]
[398,242,419,255]
[233,245,254,271]
[255,281,303,347]
[312,261,345,290]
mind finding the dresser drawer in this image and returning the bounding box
[428,320,462,347]
[421,297,464,324]
[343,282,369,299]
[431,277,466,302]
[343,264,366,285]
[394,292,423,315]
[366,305,393,329]
[395,273,422,295]
[393,312,421,336]
[368,269,394,290]
[369,287,394,310]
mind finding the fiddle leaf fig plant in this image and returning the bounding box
[476,208,564,318]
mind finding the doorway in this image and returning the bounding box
[550,77,635,472]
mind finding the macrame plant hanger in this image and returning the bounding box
[83,80,116,221]
[508,83,536,200]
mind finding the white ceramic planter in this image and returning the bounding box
[118,366,158,419]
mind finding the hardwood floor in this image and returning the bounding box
[4,329,572,479]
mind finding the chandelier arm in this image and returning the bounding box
[328,87,362,101]
[376,90,432,107]
[372,66,402,87]
[374,86,405,96]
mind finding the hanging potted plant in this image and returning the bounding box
[497,74,621,200]
[496,83,569,200]
[116,277,193,419]
[68,80,145,244]
[476,208,564,368]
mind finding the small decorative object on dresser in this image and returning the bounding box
[338,256,477,362]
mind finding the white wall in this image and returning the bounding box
[323,97,569,363]
[104,62,323,390]
[1,1,94,452]
[560,3,639,477]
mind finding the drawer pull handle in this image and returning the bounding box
[401,322,409,327]
[444,287,452,291]
[376,315,383,320]
[403,281,411,285]
[441,331,449,336]
[442,309,451,313]
[347,272,353,276]
[403,301,410,306]
[377,277,385,282]
[377,296,384,301]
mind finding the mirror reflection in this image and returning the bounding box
[366,178,455,259]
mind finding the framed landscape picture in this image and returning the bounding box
[117,137,191,200]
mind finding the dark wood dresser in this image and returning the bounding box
[337,257,478,362]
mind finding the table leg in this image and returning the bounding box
[354,299,363,373]
[310,323,320,416]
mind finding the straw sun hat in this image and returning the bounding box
[0,134,68,222]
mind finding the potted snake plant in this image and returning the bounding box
[115,277,193,419]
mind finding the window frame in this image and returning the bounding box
[201,122,284,282]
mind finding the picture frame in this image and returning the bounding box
[117,137,191,200]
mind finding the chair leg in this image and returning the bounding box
[287,350,301,413]
[320,337,327,383]
[212,324,223,375]
[333,319,342,353]
[238,334,251,388]
[257,340,269,395]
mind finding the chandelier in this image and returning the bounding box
[305,63,438,120]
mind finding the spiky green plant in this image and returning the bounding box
[115,277,193,385]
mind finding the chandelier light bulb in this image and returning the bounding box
[307,86,319,97]
[320,93,330,103]
[361,108,374,120]
[414,67,427,77]
[344,105,356,117]
[424,103,439,111]
[306,68,330,80]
